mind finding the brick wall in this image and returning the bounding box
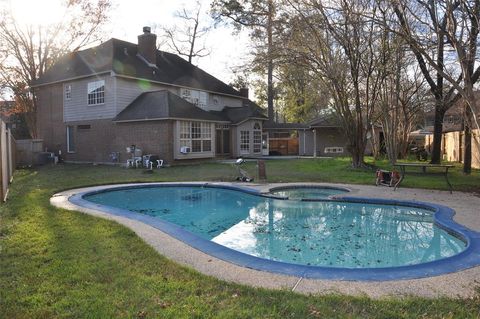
[61,120,174,164]
[36,84,65,154]
[114,121,174,163]
[36,83,175,164]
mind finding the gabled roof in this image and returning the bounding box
[212,101,268,124]
[308,115,342,128]
[113,90,227,123]
[33,38,242,97]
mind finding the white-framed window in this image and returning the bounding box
[240,130,250,153]
[65,84,72,100]
[66,125,75,153]
[179,121,212,153]
[180,88,208,109]
[216,124,229,129]
[324,147,344,154]
[87,80,105,105]
[181,88,191,99]
[253,122,262,153]
[253,131,262,153]
[198,91,207,109]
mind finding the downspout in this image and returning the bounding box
[313,129,317,158]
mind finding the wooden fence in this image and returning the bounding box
[15,139,43,167]
[0,120,16,201]
[268,138,299,156]
[443,129,480,169]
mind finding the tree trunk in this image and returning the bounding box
[349,131,366,168]
[430,104,446,164]
[463,102,473,174]
[350,145,366,168]
[267,0,274,122]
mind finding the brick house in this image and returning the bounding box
[32,27,267,164]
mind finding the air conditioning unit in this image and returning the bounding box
[180,146,191,154]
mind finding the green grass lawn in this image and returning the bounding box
[1,158,480,318]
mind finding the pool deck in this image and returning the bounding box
[51,183,480,299]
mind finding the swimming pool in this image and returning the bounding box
[70,183,480,280]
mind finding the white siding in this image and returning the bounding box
[207,94,243,111]
[63,75,246,121]
[64,75,115,122]
[234,120,263,157]
[115,77,177,115]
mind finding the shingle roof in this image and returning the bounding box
[308,115,341,128]
[33,38,242,97]
[113,90,227,122]
[212,101,268,124]
[262,122,309,130]
[113,90,267,124]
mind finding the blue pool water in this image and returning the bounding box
[84,186,466,268]
[269,186,348,199]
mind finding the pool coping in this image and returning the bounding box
[51,182,480,298]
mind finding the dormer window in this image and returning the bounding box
[198,91,207,109]
[180,88,208,110]
[65,84,72,100]
[87,80,105,105]
[181,88,191,99]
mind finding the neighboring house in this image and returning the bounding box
[279,115,379,157]
[263,116,377,157]
[423,97,480,168]
[307,116,349,157]
[32,27,267,164]
[263,114,383,157]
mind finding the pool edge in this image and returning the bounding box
[63,182,480,282]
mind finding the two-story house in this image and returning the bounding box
[32,27,267,164]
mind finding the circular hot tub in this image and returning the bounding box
[267,185,349,200]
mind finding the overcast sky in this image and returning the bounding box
[107,0,251,84]
[6,0,251,85]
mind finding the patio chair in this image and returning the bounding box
[134,156,143,168]
[145,155,164,169]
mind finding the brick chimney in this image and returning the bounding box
[138,26,157,65]
[239,87,249,98]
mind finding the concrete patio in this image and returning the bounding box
[51,182,480,299]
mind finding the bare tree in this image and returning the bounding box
[372,25,427,164]
[158,1,211,64]
[212,0,282,122]
[0,0,111,138]
[389,0,480,173]
[443,0,480,174]
[284,0,388,168]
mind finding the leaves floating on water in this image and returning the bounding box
[181,194,202,201]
